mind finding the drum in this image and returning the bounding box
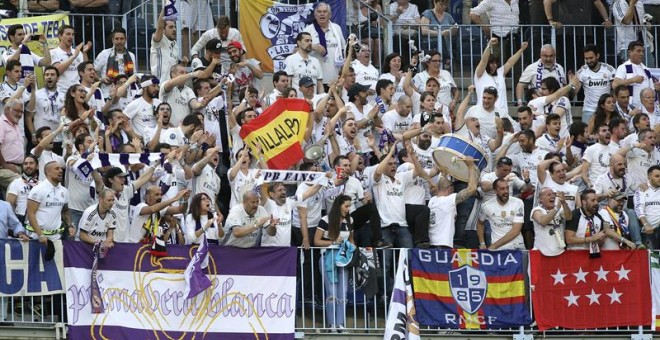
[433,133,487,182]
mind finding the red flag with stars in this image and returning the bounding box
[530,250,651,331]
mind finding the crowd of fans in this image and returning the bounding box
[0,0,659,333]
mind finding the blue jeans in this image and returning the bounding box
[71,209,84,240]
[453,181,476,248]
[626,208,642,246]
[382,225,414,295]
[581,110,595,126]
[320,253,348,328]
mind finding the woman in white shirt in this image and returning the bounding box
[314,195,355,333]
[228,148,262,207]
[186,193,224,245]
[379,53,406,102]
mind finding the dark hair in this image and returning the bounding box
[63,84,92,123]
[544,152,563,162]
[216,15,231,28]
[77,61,94,76]
[501,117,514,132]
[326,195,353,241]
[376,79,393,96]
[192,79,211,96]
[296,32,311,43]
[24,154,38,165]
[333,155,349,167]
[425,50,441,60]
[382,53,401,74]
[608,117,626,132]
[74,133,91,152]
[420,91,436,108]
[110,27,126,39]
[284,87,297,97]
[7,24,23,38]
[44,65,60,77]
[35,126,52,140]
[546,113,561,125]
[583,44,600,55]
[239,86,258,102]
[517,105,532,116]
[58,24,74,36]
[569,121,588,138]
[613,84,630,97]
[590,93,618,135]
[299,162,315,171]
[189,193,213,224]
[397,147,408,164]
[154,102,172,115]
[492,178,507,189]
[541,77,561,93]
[549,161,564,174]
[580,188,597,202]
[519,129,536,143]
[483,86,498,98]
[182,114,202,127]
[633,113,649,131]
[628,41,644,51]
[648,165,660,175]
[273,70,288,83]
[5,60,21,73]
[154,143,172,152]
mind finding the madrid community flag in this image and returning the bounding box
[651,252,660,330]
[239,98,309,169]
[530,250,651,331]
[239,0,346,72]
[384,250,420,340]
[411,249,530,329]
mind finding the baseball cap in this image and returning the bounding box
[105,167,128,179]
[299,76,315,88]
[227,41,243,51]
[347,83,370,100]
[206,38,222,53]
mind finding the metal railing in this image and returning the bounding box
[1,247,655,337]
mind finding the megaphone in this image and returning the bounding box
[304,144,325,161]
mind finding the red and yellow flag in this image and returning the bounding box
[239,98,310,170]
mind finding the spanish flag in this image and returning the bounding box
[239,98,310,170]
[411,249,531,329]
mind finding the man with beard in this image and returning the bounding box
[481,157,531,204]
[609,117,629,148]
[145,103,175,151]
[78,188,117,247]
[575,44,616,124]
[582,124,618,188]
[636,165,660,248]
[477,178,525,250]
[6,155,38,223]
[27,66,65,153]
[265,71,290,107]
[532,188,572,256]
[26,161,74,242]
[51,25,92,94]
[65,133,96,231]
[538,159,580,211]
[600,194,637,249]
[346,83,379,163]
[612,41,660,109]
[124,75,161,137]
[594,153,630,202]
[516,44,567,105]
[31,124,65,183]
[462,87,513,140]
[190,39,224,81]
[613,85,640,131]
[260,180,326,247]
[517,106,545,138]
[154,114,202,149]
[285,32,324,94]
[327,118,358,163]
[94,28,137,97]
[224,191,275,248]
[226,41,263,105]
[191,147,222,213]
[566,189,608,254]
[128,186,191,243]
[151,9,182,83]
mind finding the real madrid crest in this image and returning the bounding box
[501,211,507,218]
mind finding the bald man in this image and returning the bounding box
[593,152,642,247]
[516,44,567,106]
[26,161,73,243]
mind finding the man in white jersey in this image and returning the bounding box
[31,124,65,182]
[582,124,618,187]
[615,129,660,196]
[639,88,660,128]
[599,193,637,250]
[532,188,572,256]
[612,41,660,109]
[346,83,378,158]
[284,32,324,94]
[78,188,117,246]
[516,44,566,105]
[463,86,513,140]
[26,66,65,149]
[428,159,477,248]
[636,165,660,248]
[91,165,156,243]
[50,25,91,94]
[260,180,326,247]
[537,159,580,211]
[575,44,616,124]
[151,8,180,82]
[26,161,73,242]
[477,178,525,250]
[129,187,190,244]
[0,61,31,129]
[6,155,38,223]
[1,24,50,81]
[265,71,290,107]
[66,133,95,230]
[191,147,221,212]
[160,64,214,126]
[124,75,161,137]
[303,3,345,86]
[224,191,274,248]
[565,189,607,252]
[381,95,413,147]
[94,28,137,97]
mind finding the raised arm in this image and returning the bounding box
[453,85,475,131]
[503,42,529,76]
[475,38,498,79]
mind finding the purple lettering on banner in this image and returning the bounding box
[63,241,296,338]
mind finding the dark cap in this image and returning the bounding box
[347,83,370,100]
[44,239,55,261]
[206,38,222,53]
[299,76,315,88]
[105,167,128,179]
